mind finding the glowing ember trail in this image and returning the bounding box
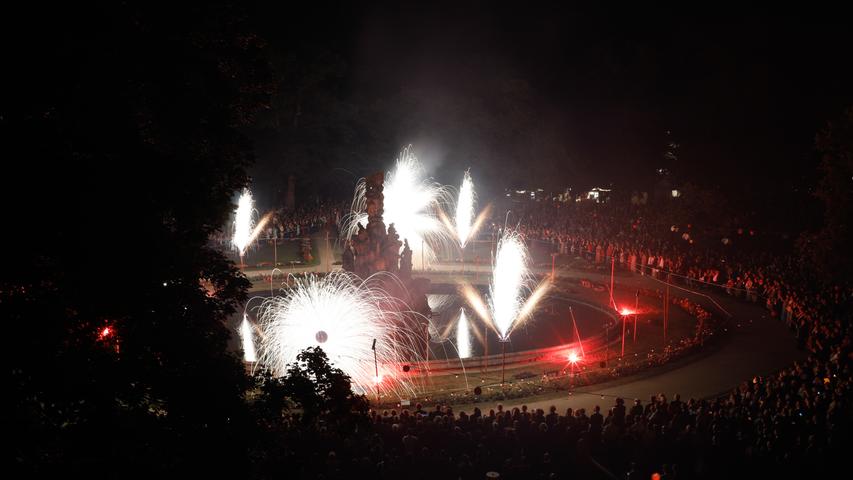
[256,272,423,397]
[489,231,532,340]
[460,283,494,331]
[455,170,475,248]
[456,309,472,359]
[344,146,452,269]
[515,278,551,328]
[240,313,257,363]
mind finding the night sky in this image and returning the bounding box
[245,4,853,204]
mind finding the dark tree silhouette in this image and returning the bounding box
[799,108,853,281]
[3,3,272,477]
[280,347,369,423]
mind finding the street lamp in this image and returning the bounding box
[372,338,379,405]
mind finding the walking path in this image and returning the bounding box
[449,267,804,412]
[243,258,805,411]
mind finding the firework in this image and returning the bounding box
[460,229,546,341]
[489,231,533,340]
[426,294,454,342]
[344,146,453,269]
[232,188,256,255]
[239,313,257,363]
[515,278,551,329]
[460,283,494,331]
[456,309,472,359]
[256,272,423,397]
[455,170,475,248]
[427,294,455,314]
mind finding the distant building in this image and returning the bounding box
[504,187,546,202]
[585,187,612,203]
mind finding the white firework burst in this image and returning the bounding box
[456,309,472,359]
[232,188,256,255]
[488,230,534,340]
[343,146,453,269]
[455,170,476,248]
[256,272,424,398]
[239,313,257,363]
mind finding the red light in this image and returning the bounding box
[100,327,111,338]
[620,308,633,316]
[567,352,579,364]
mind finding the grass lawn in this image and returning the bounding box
[223,236,323,268]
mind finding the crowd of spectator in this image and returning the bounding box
[212,202,346,247]
[278,369,843,479]
[267,197,850,479]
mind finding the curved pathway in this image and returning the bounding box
[242,259,805,411]
[448,267,804,412]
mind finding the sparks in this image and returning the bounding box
[456,309,472,359]
[489,230,533,340]
[427,294,455,314]
[232,188,257,256]
[256,272,423,397]
[455,170,475,248]
[344,146,453,269]
[459,283,494,331]
[515,278,551,328]
[239,313,257,363]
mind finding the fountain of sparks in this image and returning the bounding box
[455,171,475,248]
[489,231,533,340]
[231,188,271,267]
[438,170,492,253]
[460,229,550,382]
[456,308,472,359]
[344,146,452,269]
[256,272,423,398]
[232,189,256,257]
[239,313,257,363]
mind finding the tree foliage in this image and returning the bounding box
[3,3,272,477]
[279,347,369,423]
[799,107,853,281]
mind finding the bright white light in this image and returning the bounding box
[488,231,532,340]
[516,278,550,324]
[456,309,471,359]
[455,171,475,248]
[343,147,452,269]
[460,283,493,331]
[239,313,257,363]
[257,272,422,397]
[427,294,454,314]
[232,189,256,255]
[568,351,579,363]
